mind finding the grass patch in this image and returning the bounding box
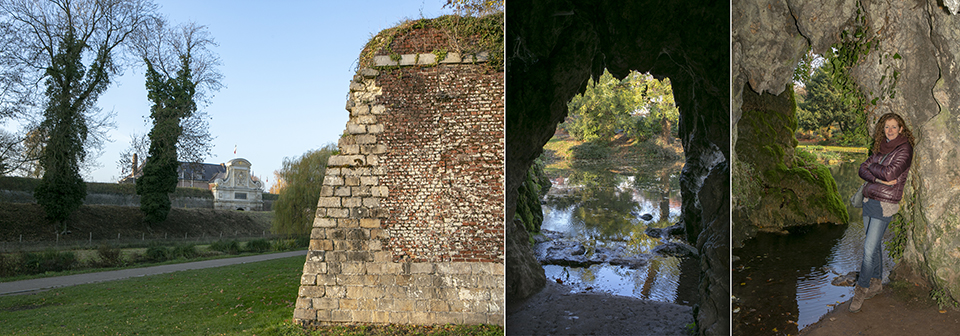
[0,256,304,335]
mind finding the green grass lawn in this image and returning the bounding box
[0,256,503,335]
[0,256,303,335]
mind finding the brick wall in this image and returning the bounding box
[294,25,504,327]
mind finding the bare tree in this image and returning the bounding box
[0,0,156,230]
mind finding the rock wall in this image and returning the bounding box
[505,1,729,334]
[734,0,960,303]
[294,19,504,327]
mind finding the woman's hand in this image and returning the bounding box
[876,179,897,186]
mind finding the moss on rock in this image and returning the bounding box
[733,85,847,246]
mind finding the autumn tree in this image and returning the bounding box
[272,144,337,236]
[0,0,155,232]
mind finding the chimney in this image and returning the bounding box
[132,153,138,176]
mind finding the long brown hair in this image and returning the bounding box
[872,113,915,153]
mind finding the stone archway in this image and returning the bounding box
[505,1,730,334]
[734,0,960,307]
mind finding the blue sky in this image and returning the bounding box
[93,0,454,190]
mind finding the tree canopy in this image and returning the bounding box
[272,144,338,236]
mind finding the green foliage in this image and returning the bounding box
[515,157,550,239]
[19,250,78,274]
[138,58,198,224]
[170,244,199,259]
[563,70,678,144]
[796,66,868,146]
[360,13,503,72]
[34,32,101,232]
[886,213,909,261]
[272,144,337,236]
[931,288,958,310]
[245,239,272,253]
[96,244,123,267]
[144,244,170,262]
[210,240,241,255]
[570,142,613,162]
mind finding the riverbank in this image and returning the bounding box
[506,281,694,335]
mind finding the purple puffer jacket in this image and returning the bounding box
[858,143,913,204]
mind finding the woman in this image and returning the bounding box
[850,112,914,313]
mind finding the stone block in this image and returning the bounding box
[359,68,379,78]
[310,239,333,251]
[344,176,360,186]
[355,134,377,144]
[360,176,379,185]
[388,311,412,324]
[409,312,434,325]
[362,197,380,207]
[430,299,450,312]
[371,105,386,115]
[309,228,326,239]
[313,217,336,228]
[330,310,352,322]
[300,273,316,285]
[359,298,377,310]
[349,82,365,92]
[320,186,334,197]
[399,54,417,65]
[316,274,337,286]
[458,288,488,301]
[325,286,346,299]
[394,274,413,286]
[365,154,380,166]
[340,298,358,310]
[366,124,384,134]
[315,309,331,321]
[357,115,377,125]
[312,297,338,310]
[367,239,382,251]
[338,218,358,227]
[340,144,360,155]
[322,175,344,186]
[340,262,365,275]
[374,251,393,263]
[342,197,361,208]
[371,186,389,197]
[361,286,385,299]
[395,299,415,311]
[327,208,349,218]
[359,218,380,228]
[437,262,470,275]
[463,313,487,325]
[373,55,398,66]
[334,187,352,197]
[303,261,327,274]
[316,197,340,208]
[440,52,463,64]
[412,274,439,287]
[345,123,366,135]
[328,155,365,167]
[293,308,316,321]
[411,263,434,274]
[338,135,356,146]
[351,104,370,115]
[299,285,325,298]
[352,186,373,197]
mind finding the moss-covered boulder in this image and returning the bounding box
[733,86,847,246]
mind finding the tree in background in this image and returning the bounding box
[134,19,221,224]
[796,66,867,146]
[272,144,337,236]
[0,0,155,232]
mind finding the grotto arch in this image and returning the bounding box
[734,0,960,308]
[505,1,729,335]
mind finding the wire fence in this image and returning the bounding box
[0,231,291,253]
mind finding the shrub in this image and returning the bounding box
[171,244,199,259]
[97,244,123,267]
[145,244,170,262]
[245,239,271,253]
[0,253,17,277]
[20,250,77,274]
[570,141,612,162]
[210,240,240,255]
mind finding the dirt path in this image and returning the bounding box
[0,250,306,295]
[506,281,694,335]
[801,282,960,336]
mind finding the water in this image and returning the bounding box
[538,161,699,306]
[733,153,896,335]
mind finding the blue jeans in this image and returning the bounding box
[858,214,891,288]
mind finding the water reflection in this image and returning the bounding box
[540,162,697,305]
[733,153,897,334]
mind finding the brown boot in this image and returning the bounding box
[865,278,882,299]
[849,284,868,313]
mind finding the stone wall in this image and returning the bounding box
[0,189,214,209]
[294,22,504,326]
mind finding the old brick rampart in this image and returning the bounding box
[294,21,504,327]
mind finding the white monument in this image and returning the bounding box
[210,158,263,211]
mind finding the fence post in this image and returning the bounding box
[89,232,92,245]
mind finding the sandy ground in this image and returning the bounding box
[801,281,960,336]
[506,281,694,336]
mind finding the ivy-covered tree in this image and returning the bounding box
[0,0,155,232]
[134,19,221,224]
[272,144,337,236]
[137,58,195,223]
